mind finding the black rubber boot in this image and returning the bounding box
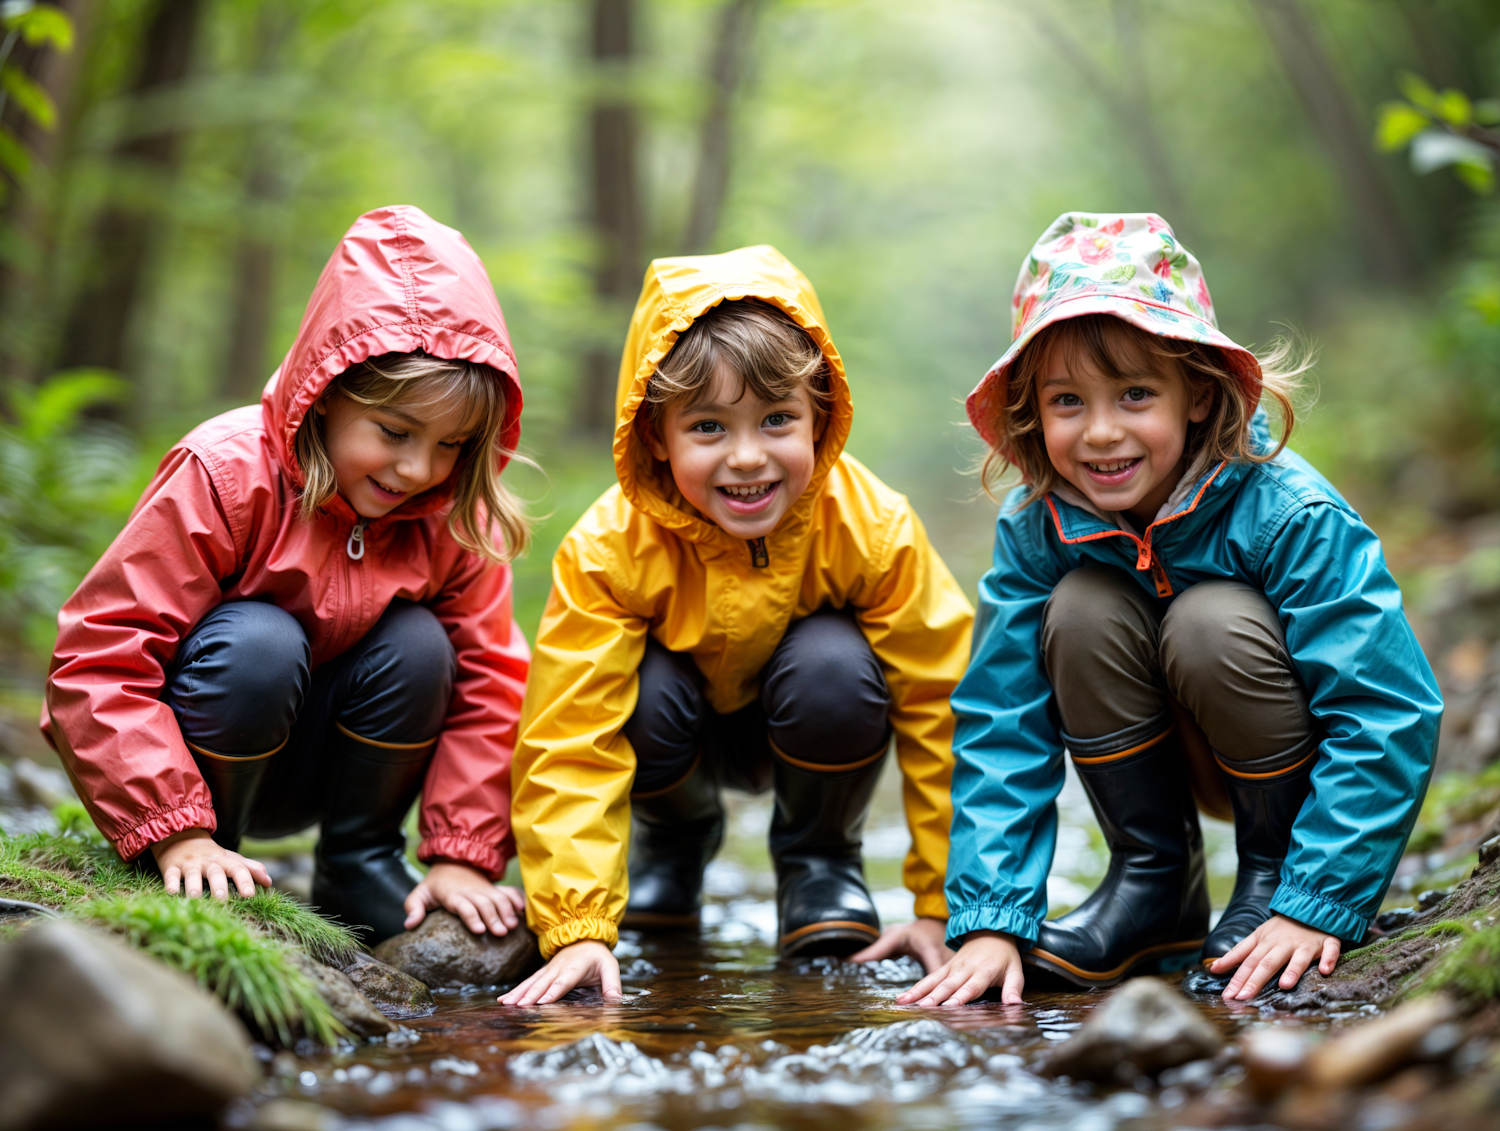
[1025,722,1209,989]
[1181,746,1316,995]
[189,743,279,851]
[771,743,887,959]
[310,723,435,946]
[622,756,724,929]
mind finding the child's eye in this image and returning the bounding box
[764,413,790,428]
[378,423,408,441]
[1053,393,1082,407]
[690,421,724,434]
[439,438,467,450]
[1123,387,1152,403]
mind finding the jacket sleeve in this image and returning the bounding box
[418,552,531,878]
[944,504,1067,947]
[43,451,240,861]
[1259,500,1443,942]
[855,501,973,920]
[511,531,647,957]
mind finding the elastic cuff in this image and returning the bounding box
[540,917,620,959]
[1063,712,1173,764]
[912,891,949,921]
[418,835,505,880]
[114,803,219,862]
[1269,881,1370,943]
[944,902,1041,948]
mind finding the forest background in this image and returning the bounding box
[2,0,1499,789]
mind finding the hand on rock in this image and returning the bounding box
[1209,913,1341,1000]
[152,829,271,899]
[896,930,1025,1006]
[498,940,621,1006]
[850,917,953,973]
[403,862,525,936]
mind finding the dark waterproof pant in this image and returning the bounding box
[625,608,892,793]
[162,600,456,840]
[1041,566,1318,790]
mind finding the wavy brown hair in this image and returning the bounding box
[981,314,1310,506]
[294,351,530,561]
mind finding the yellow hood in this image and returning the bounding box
[513,246,973,957]
[611,245,854,551]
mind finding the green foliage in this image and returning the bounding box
[1407,763,1500,854]
[235,889,360,969]
[0,371,151,660]
[1376,71,1499,195]
[1411,923,1500,1006]
[77,892,345,1046]
[3,2,74,52]
[0,1,72,200]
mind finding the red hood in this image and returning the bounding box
[261,205,523,513]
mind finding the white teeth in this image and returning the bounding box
[722,483,771,498]
[1088,460,1137,473]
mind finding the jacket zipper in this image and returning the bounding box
[346,519,367,561]
[747,536,769,568]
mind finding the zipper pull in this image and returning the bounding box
[346,519,367,561]
[748,536,769,568]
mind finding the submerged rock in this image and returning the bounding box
[291,955,397,1038]
[1042,977,1222,1081]
[0,919,258,1131]
[339,950,435,1017]
[1305,995,1458,1089]
[373,910,542,988]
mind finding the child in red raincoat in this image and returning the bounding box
[43,206,533,944]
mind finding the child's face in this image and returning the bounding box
[1037,342,1212,528]
[316,391,473,519]
[642,364,824,540]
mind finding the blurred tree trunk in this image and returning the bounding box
[224,7,293,405]
[1249,0,1417,283]
[54,0,203,393]
[581,0,643,437]
[681,0,761,253]
[0,0,93,381]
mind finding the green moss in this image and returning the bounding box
[1412,924,1500,1006]
[235,889,359,968]
[77,893,345,1046]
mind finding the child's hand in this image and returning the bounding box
[152,829,272,899]
[895,930,1025,1006]
[1209,913,1340,1000]
[403,862,526,936]
[850,917,953,973]
[498,940,622,1006]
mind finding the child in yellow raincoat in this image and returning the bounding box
[502,246,974,1002]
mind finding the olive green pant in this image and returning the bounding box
[1041,567,1316,808]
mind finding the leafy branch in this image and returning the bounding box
[0,1,73,200]
[1376,71,1500,194]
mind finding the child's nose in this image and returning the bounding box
[726,434,768,470]
[1082,409,1124,447]
[397,449,432,485]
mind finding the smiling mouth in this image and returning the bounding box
[716,481,779,513]
[1083,458,1142,484]
[368,476,406,500]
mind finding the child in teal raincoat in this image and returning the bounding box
[903,212,1442,1005]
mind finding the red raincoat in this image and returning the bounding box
[42,205,529,876]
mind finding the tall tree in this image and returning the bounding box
[1249,0,1417,283]
[582,0,643,436]
[54,0,202,391]
[681,0,762,253]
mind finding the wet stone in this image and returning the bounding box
[372,910,543,989]
[339,950,435,1017]
[0,919,259,1131]
[1375,906,1421,933]
[1305,995,1458,1089]
[1240,1025,1313,1100]
[1042,977,1222,1081]
[291,955,398,1039]
[1417,888,1452,910]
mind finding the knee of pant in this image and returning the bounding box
[763,613,890,763]
[1041,567,1156,663]
[169,603,310,753]
[357,601,457,703]
[1160,581,1278,698]
[623,642,705,771]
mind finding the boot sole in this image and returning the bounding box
[621,909,701,930]
[778,920,880,959]
[1024,937,1205,989]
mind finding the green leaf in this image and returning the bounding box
[1455,160,1494,195]
[1028,255,1040,276]
[1436,88,1473,127]
[1375,101,1431,152]
[0,124,31,180]
[1101,264,1136,282]
[1397,71,1441,113]
[9,369,128,441]
[1,65,56,129]
[1170,251,1188,268]
[10,6,73,51]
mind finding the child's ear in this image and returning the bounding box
[1188,378,1214,424]
[314,396,329,417]
[637,412,670,462]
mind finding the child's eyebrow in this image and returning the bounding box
[375,405,426,426]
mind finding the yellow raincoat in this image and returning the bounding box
[513,246,974,957]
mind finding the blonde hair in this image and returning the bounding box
[981,314,1311,506]
[643,299,832,421]
[294,351,530,562]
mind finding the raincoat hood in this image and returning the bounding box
[612,245,853,546]
[263,205,523,513]
[967,211,1261,458]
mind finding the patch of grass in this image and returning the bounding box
[236,889,359,968]
[1411,923,1500,1006]
[77,893,346,1046]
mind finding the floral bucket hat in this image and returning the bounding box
[966,211,1262,454]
